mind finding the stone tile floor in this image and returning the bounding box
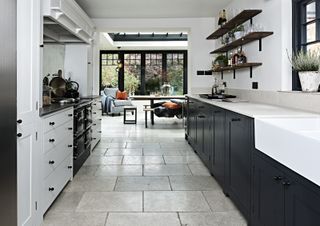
[42,101,247,226]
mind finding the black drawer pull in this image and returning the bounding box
[68,144,73,148]
[49,139,55,143]
[49,122,55,126]
[282,181,291,187]
[93,112,97,114]
[273,176,283,181]
[93,124,97,126]
[17,133,22,137]
[68,114,73,117]
[17,119,23,124]
[48,187,55,191]
[68,166,73,169]
[49,160,55,165]
[98,131,102,133]
[231,118,241,122]
[68,127,73,130]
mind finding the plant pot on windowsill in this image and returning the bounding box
[289,50,320,92]
[298,71,320,92]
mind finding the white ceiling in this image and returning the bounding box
[75,0,232,19]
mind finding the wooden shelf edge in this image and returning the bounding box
[212,63,262,72]
[207,9,263,40]
[210,31,274,54]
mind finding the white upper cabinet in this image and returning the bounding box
[43,0,95,44]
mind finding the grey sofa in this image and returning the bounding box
[101,88,132,115]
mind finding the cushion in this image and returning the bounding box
[104,88,118,98]
[114,99,132,107]
[116,90,128,100]
[162,101,181,110]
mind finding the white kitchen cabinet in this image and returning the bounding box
[91,98,102,150]
[17,0,42,225]
[41,108,74,214]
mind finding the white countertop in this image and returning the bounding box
[187,94,319,118]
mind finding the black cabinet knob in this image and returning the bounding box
[17,133,22,137]
[68,127,73,130]
[68,166,72,169]
[17,119,23,124]
[49,160,55,165]
[93,112,97,114]
[68,114,73,117]
[68,144,73,148]
[273,176,283,181]
[49,139,55,143]
[282,181,291,187]
[49,122,55,126]
[48,187,55,191]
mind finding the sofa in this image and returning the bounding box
[101,88,132,115]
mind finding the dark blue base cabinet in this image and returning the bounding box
[186,97,320,226]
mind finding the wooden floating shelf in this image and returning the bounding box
[210,32,273,54]
[207,9,262,40]
[212,63,262,72]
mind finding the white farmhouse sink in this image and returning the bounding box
[255,117,320,186]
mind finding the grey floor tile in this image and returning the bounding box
[42,212,107,226]
[202,190,237,212]
[76,192,143,212]
[64,177,117,192]
[115,176,171,191]
[91,148,108,156]
[144,191,211,212]
[144,149,182,156]
[73,166,98,180]
[144,164,192,176]
[179,211,247,226]
[169,176,220,191]
[106,148,143,156]
[123,156,164,164]
[49,192,84,213]
[164,156,202,164]
[95,165,142,176]
[188,164,211,176]
[84,156,123,166]
[105,213,180,226]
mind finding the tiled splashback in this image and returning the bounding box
[227,89,320,114]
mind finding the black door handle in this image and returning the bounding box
[49,160,55,165]
[273,176,283,181]
[17,133,22,137]
[49,122,55,126]
[17,119,23,124]
[68,166,73,169]
[282,181,291,187]
[68,114,73,117]
[48,187,55,191]
[68,144,73,148]
[68,127,73,130]
[49,139,55,143]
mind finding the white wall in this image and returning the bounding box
[43,44,65,77]
[64,44,93,97]
[91,17,216,95]
[219,0,292,91]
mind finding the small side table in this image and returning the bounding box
[123,106,137,124]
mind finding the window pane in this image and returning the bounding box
[124,53,142,95]
[307,42,320,52]
[166,53,184,95]
[307,22,316,42]
[102,54,107,60]
[306,2,316,22]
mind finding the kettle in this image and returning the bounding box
[65,80,80,98]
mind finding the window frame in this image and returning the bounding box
[292,0,320,90]
[100,50,188,95]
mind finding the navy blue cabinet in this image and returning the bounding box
[225,111,253,220]
[187,99,197,149]
[253,150,320,226]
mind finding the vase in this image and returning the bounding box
[298,71,320,92]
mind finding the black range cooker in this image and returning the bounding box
[73,100,93,176]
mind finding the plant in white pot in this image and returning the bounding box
[289,50,320,92]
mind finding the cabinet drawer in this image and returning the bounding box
[43,120,73,153]
[92,110,101,120]
[43,138,73,179]
[43,155,73,213]
[92,100,101,110]
[43,108,74,133]
[92,119,101,133]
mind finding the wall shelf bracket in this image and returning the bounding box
[233,70,236,79]
[250,66,253,78]
[221,71,224,80]
[259,38,262,51]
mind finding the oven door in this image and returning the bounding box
[85,104,93,129]
[74,108,85,137]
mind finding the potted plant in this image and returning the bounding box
[213,55,228,70]
[289,50,320,92]
[232,25,245,40]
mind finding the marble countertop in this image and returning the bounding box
[187,94,320,118]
